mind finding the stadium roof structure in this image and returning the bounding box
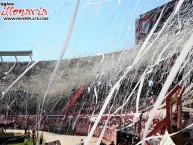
[0,51,32,56]
[0,50,33,62]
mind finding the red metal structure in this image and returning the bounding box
[135,0,178,44]
[62,83,89,120]
[145,85,185,145]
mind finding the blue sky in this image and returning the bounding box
[0,0,170,62]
